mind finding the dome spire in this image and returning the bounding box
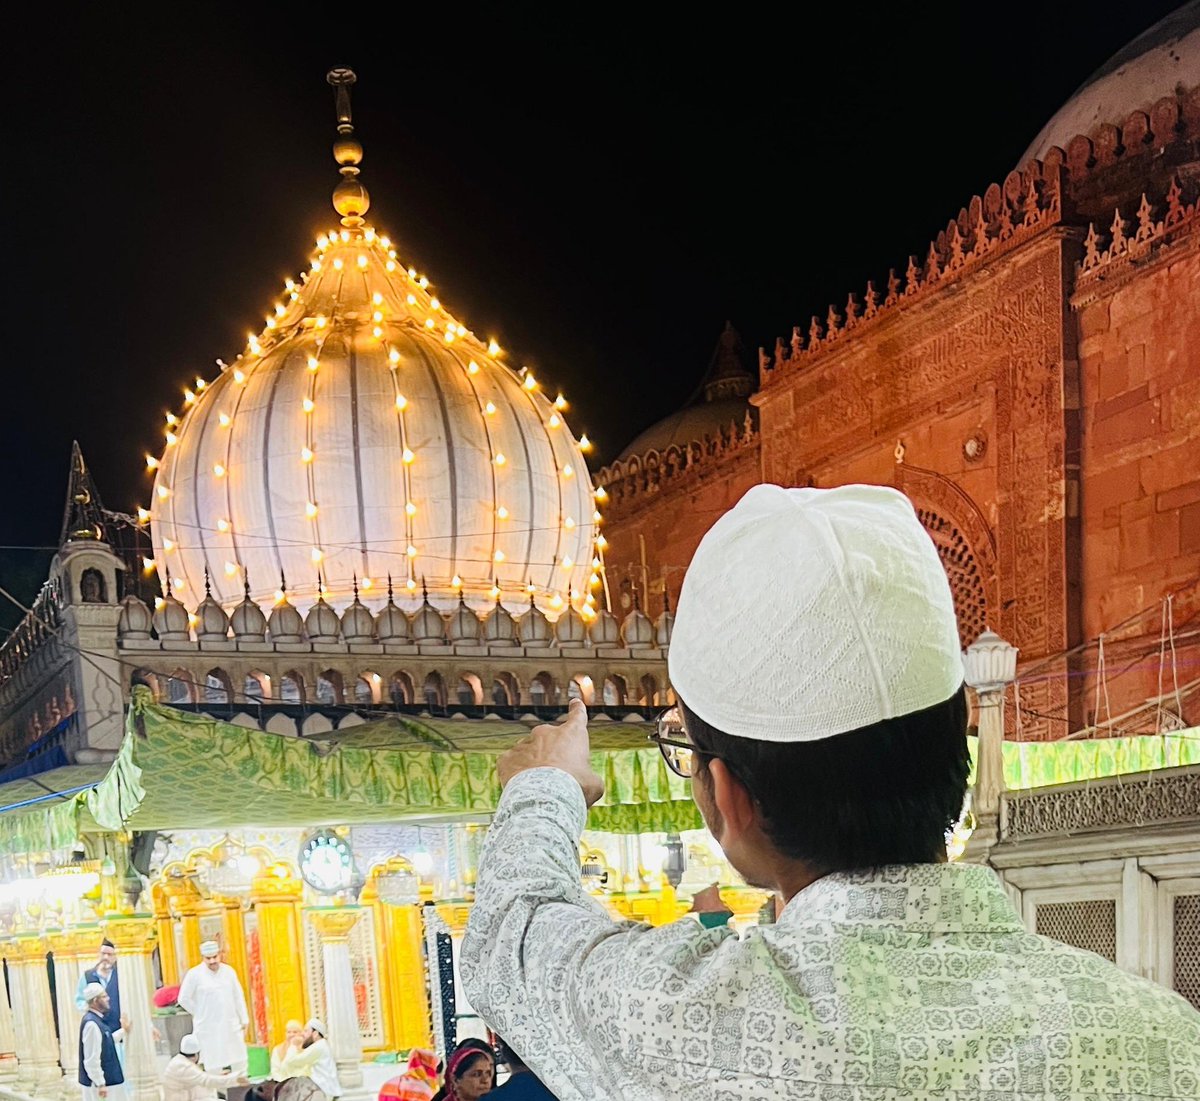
[326,68,369,227]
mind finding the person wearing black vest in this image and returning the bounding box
[75,939,121,1032]
[79,983,130,1101]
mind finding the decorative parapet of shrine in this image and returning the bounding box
[1072,175,1200,306]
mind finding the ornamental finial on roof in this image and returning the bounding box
[326,68,370,227]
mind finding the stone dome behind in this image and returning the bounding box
[1020,2,1200,164]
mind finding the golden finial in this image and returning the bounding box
[326,68,370,227]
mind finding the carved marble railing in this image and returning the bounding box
[1003,765,1200,840]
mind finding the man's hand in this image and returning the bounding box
[98,1089,108,1098]
[120,1014,132,1033]
[497,698,604,806]
[236,1077,250,1086]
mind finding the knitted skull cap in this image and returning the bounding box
[669,483,963,742]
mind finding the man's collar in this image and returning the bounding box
[778,862,1024,933]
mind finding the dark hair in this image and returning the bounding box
[681,685,969,872]
[431,1040,495,1101]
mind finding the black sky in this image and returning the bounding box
[0,2,1187,617]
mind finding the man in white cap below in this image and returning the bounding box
[461,484,1200,1099]
[79,982,130,1101]
[277,1019,340,1099]
[177,942,250,1076]
[162,1034,247,1101]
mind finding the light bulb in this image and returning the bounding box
[406,294,416,305]
[372,292,383,305]
[596,535,607,548]
[372,310,384,323]
[406,577,417,591]
[333,258,344,270]
[488,339,501,356]
[386,259,396,272]
[303,397,315,413]
[165,431,177,446]
[143,557,156,571]
[494,549,505,562]
[389,348,401,365]
[225,561,238,576]
[548,414,561,428]
[395,393,408,410]
[467,360,479,374]
[157,485,170,499]
[590,573,601,587]
[564,517,575,529]
[362,577,373,589]
[494,452,506,465]
[592,556,601,569]
[219,412,231,427]
[306,502,318,518]
[380,237,390,249]
[523,373,537,390]
[195,377,207,390]
[137,507,151,523]
[172,577,184,591]
[407,544,418,558]
[217,518,230,532]
[496,506,508,519]
[248,336,261,354]
[555,394,567,410]
[418,275,429,289]
[183,388,195,405]
[444,330,455,343]
[562,556,573,569]
[233,367,246,384]
[594,486,608,501]
[550,593,564,610]
[308,355,319,370]
[484,401,496,415]
[274,303,285,317]
[451,574,462,589]
[424,318,435,329]
[165,412,178,425]
[579,434,592,450]
[490,584,501,599]
[408,267,417,278]
[430,297,440,310]
[402,448,415,464]
[154,597,165,610]
[317,235,329,250]
[311,547,323,563]
[358,255,368,269]
[562,464,574,477]
[213,463,226,477]
[405,501,417,516]
[163,538,175,551]
[593,510,602,522]
[315,315,327,328]
[145,455,159,470]
[373,326,383,338]
[301,447,314,463]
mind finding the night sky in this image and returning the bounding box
[1,2,1186,622]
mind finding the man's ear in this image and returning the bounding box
[707,759,755,839]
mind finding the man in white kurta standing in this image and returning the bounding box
[79,983,131,1101]
[461,484,1200,1100]
[177,942,249,1075]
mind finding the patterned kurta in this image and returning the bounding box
[461,768,1200,1101]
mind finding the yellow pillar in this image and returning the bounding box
[220,899,251,1006]
[363,863,432,1052]
[250,872,307,1050]
[102,915,159,1101]
[151,884,180,986]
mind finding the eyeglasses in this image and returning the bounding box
[649,705,706,778]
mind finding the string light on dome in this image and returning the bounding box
[308,355,320,371]
[188,612,200,629]
[217,518,230,532]
[484,401,496,415]
[380,236,390,249]
[562,463,574,477]
[285,278,295,292]
[451,574,462,589]
[155,597,166,610]
[430,297,440,311]
[564,517,575,529]
[406,544,418,558]
[165,432,178,446]
[526,581,536,595]
[157,485,170,499]
[266,316,277,330]
[467,360,479,375]
[358,255,368,269]
[395,394,408,410]
[561,555,573,569]
[361,577,373,590]
[596,534,608,548]
[196,377,207,391]
[406,294,417,306]
[163,538,175,552]
[303,397,315,413]
[301,447,314,463]
[306,502,318,518]
[317,235,329,250]
[389,348,401,365]
[490,581,501,600]
[488,340,501,356]
[372,292,383,305]
[183,389,196,405]
[311,547,323,563]
[590,572,601,588]
[548,414,561,428]
[233,367,246,384]
[225,561,238,577]
[137,507,151,523]
[365,228,376,243]
[444,329,455,343]
[418,275,429,289]
[145,455,160,470]
[219,412,232,427]
[315,315,328,329]
[274,587,285,603]
[523,373,537,391]
[248,335,261,354]
[592,556,601,569]
[406,577,417,591]
[594,486,608,501]
[493,549,505,562]
[312,259,322,272]
[555,394,567,410]
[372,310,384,323]
[495,505,508,519]
[213,463,226,477]
[402,447,415,464]
[549,593,564,610]
[585,592,596,607]
[579,435,592,451]
[142,556,156,572]
[386,259,396,272]
[165,412,179,426]
[493,452,506,466]
[593,510,602,522]
[405,501,417,516]
[408,267,417,279]
[333,258,344,270]
[424,318,435,329]
[172,577,185,591]
[274,303,286,318]
[373,326,383,339]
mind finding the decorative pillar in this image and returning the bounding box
[251,872,307,1049]
[305,908,366,1100]
[9,934,63,1095]
[219,899,251,1011]
[363,863,432,1052]
[151,883,180,986]
[47,928,96,1098]
[102,915,158,1101]
[165,879,207,971]
[962,629,1018,864]
[0,941,21,1085]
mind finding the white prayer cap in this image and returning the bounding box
[305,1019,325,1036]
[179,1035,201,1056]
[669,484,963,742]
[199,941,220,957]
[82,982,107,1003]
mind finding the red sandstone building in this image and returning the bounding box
[598,9,1200,740]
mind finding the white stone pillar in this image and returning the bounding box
[8,935,64,1095]
[102,916,159,1101]
[306,908,367,1100]
[963,687,1006,863]
[47,929,93,1099]
[0,941,20,1084]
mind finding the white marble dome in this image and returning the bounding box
[150,131,597,619]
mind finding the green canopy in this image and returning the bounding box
[0,687,1197,858]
